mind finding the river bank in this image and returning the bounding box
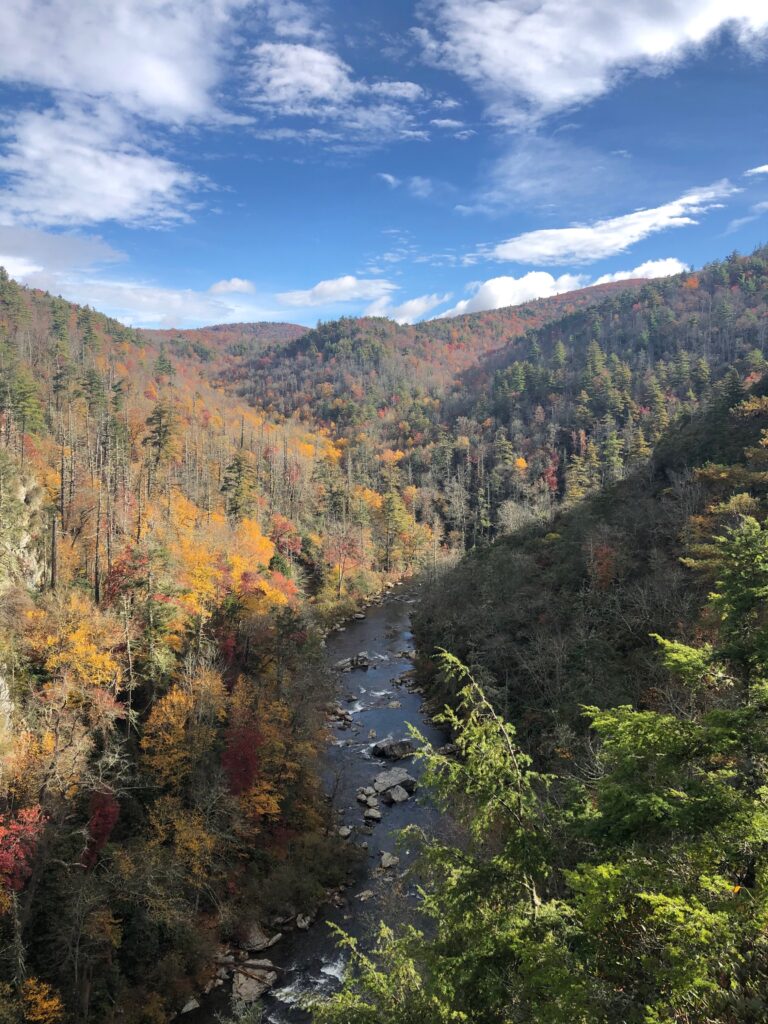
[186,584,446,1023]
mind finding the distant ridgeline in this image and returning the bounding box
[1,245,768,1019]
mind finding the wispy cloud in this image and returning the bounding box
[481,182,736,265]
[417,1,768,124]
[246,42,426,146]
[277,274,396,306]
[744,164,768,176]
[209,277,255,294]
[0,104,201,227]
[366,291,451,324]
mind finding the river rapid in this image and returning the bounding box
[189,584,446,1023]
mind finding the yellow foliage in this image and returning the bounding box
[141,687,195,787]
[353,486,383,510]
[176,536,222,616]
[25,593,122,690]
[21,978,65,1024]
[515,456,528,472]
[379,448,405,465]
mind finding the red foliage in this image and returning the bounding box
[0,806,45,892]
[82,792,120,869]
[222,723,263,796]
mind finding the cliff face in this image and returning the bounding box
[0,462,44,595]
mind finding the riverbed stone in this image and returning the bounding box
[381,784,410,805]
[296,914,312,930]
[372,737,416,759]
[364,807,382,822]
[180,998,199,1013]
[233,960,278,1002]
[338,825,353,838]
[366,795,379,808]
[373,767,417,795]
[241,922,281,953]
[380,852,400,869]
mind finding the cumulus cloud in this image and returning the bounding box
[0,105,200,227]
[418,1,768,123]
[209,277,255,294]
[439,272,586,317]
[366,291,451,324]
[0,0,246,123]
[277,275,396,306]
[594,257,689,283]
[485,182,735,265]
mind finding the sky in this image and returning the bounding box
[0,1,767,328]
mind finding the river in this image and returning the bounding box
[188,583,446,1023]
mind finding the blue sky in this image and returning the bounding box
[0,1,767,328]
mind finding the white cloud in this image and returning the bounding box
[0,255,43,278]
[418,1,768,123]
[0,105,200,227]
[745,164,768,176]
[458,135,630,215]
[440,272,586,317]
[253,0,326,43]
[377,173,401,188]
[277,275,396,306]
[0,225,123,273]
[594,257,689,283]
[209,277,255,294]
[486,182,736,265]
[366,292,452,324]
[408,176,433,198]
[430,118,464,129]
[246,42,425,145]
[0,0,246,123]
[249,44,357,116]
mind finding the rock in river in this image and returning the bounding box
[381,784,410,805]
[233,960,278,1002]
[364,807,382,822]
[241,921,281,953]
[380,852,400,869]
[371,736,417,760]
[373,767,417,795]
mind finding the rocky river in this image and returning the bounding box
[186,584,447,1022]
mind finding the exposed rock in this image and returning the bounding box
[366,795,379,808]
[338,825,353,838]
[233,959,279,1001]
[296,914,312,930]
[364,807,382,822]
[388,700,401,709]
[242,922,281,953]
[356,790,369,804]
[180,998,199,1013]
[353,612,366,620]
[381,784,410,805]
[373,768,417,795]
[372,736,417,760]
[357,889,375,902]
[334,658,352,671]
[380,852,400,870]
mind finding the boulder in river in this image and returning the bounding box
[241,922,281,953]
[371,736,416,759]
[373,767,417,795]
[381,784,410,805]
[180,998,199,1013]
[364,807,382,822]
[338,825,353,838]
[296,914,312,930]
[380,852,400,869]
[233,960,278,1002]
[353,611,367,620]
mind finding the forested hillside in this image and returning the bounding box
[3,246,768,1023]
[0,269,435,1021]
[318,253,768,1023]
